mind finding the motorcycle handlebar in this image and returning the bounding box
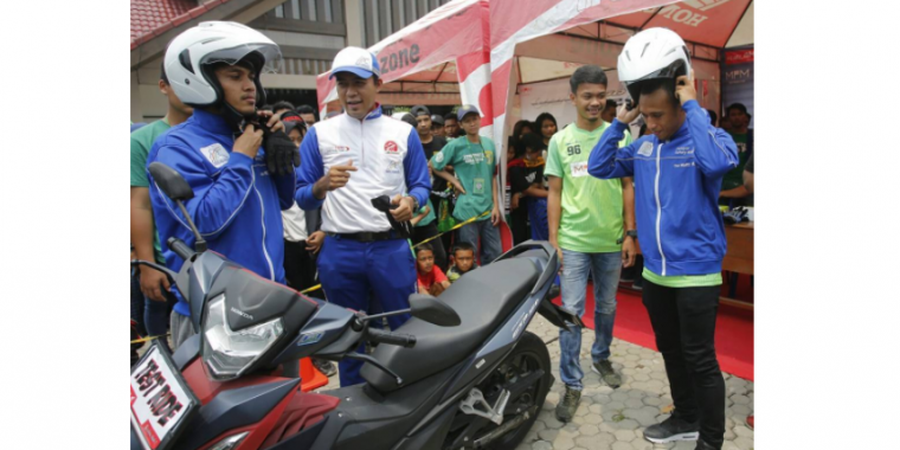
[368,328,417,348]
[168,237,194,261]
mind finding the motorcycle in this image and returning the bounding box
[130,162,582,450]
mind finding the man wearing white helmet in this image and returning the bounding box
[146,22,299,349]
[588,28,739,450]
[295,46,431,387]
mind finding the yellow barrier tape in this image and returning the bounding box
[131,333,170,345]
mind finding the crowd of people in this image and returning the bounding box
[130,21,750,450]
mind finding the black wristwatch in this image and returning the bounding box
[617,230,638,245]
[407,195,420,211]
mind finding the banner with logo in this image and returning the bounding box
[722,46,754,128]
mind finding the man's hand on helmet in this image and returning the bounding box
[675,70,697,105]
[259,110,286,134]
[616,100,641,125]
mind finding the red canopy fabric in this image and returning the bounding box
[316,0,492,126]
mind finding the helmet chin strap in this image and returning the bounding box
[222,101,254,132]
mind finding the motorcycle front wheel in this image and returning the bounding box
[443,331,552,450]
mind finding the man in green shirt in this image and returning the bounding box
[130,62,193,340]
[719,103,753,207]
[546,65,636,422]
[431,105,502,265]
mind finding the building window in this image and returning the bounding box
[307,0,317,21]
[324,0,333,22]
[275,4,284,18]
[291,0,301,20]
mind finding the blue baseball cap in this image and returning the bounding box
[457,104,481,122]
[329,47,381,79]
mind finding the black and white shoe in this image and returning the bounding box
[642,415,700,444]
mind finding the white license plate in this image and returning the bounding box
[130,341,199,450]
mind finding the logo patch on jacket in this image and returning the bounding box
[384,140,399,154]
[637,141,654,157]
[323,144,350,156]
[201,143,230,168]
[386,159,402,174]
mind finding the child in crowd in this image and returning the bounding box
[447,242,480,283]
[416,244,450,296]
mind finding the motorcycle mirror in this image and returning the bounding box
[148,162,207,252]
[149,162,195,201]
[409,294,461,327]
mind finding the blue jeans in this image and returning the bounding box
[458,218,502,266]
[527,197,549,241]
[558,250,621,390]
[317,235,416,387]
[138,269,177,349]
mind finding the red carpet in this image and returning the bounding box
[552,277,754,381]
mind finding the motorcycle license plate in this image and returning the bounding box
[130,341,199,450]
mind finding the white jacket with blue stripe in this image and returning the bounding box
[295,105,431,234]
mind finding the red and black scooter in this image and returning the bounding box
[130,163,582,450]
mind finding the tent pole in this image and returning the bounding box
[724,0,753,49]
[637,7,663,31]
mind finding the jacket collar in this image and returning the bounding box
[192,108,235,136]
[658,117,690,144]
[365,103,383,121]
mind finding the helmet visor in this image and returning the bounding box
[201,43,284,75]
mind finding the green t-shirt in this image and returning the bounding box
[430,136,497,222]
[130,118,171,264]
[721,132,750,191]
[642,268,722,288]
[544,122,632,253]
[415,198,436,227]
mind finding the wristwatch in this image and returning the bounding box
[617,230,638,245]
[406,195,420,211]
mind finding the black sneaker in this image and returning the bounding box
[695,439,719,450]
[631,275,643,291]
[591,359,622,388]
[642,415,700,444]
[312,358,337,377]
[555,387,581,423]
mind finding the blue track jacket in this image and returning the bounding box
[588,100,739,277]
[147,109,295,316]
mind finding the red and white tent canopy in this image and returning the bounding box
[316,0,494,135]
[489,0,753,159]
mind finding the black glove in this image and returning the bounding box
[265,130,301,176]
[371,195,411,237]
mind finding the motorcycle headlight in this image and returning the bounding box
[201,295,284,381]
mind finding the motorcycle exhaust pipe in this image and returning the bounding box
[472,404,540,449]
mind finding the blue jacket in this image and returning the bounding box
[588,100,739,277]
[295,105,431,234]
[147,109,295,316]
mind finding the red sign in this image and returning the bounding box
[725,49,754,65]
[384,141,399,154]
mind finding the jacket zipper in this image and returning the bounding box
[254,180,275,280]
[360,119,365,167]
[654,142,667,276]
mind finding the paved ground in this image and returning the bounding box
[317,315,755,450]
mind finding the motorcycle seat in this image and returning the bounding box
[361,257,541,393]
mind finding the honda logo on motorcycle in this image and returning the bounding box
[231,307,254,320]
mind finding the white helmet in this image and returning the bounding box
[163,21,282,108]
[617,28,691,103]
